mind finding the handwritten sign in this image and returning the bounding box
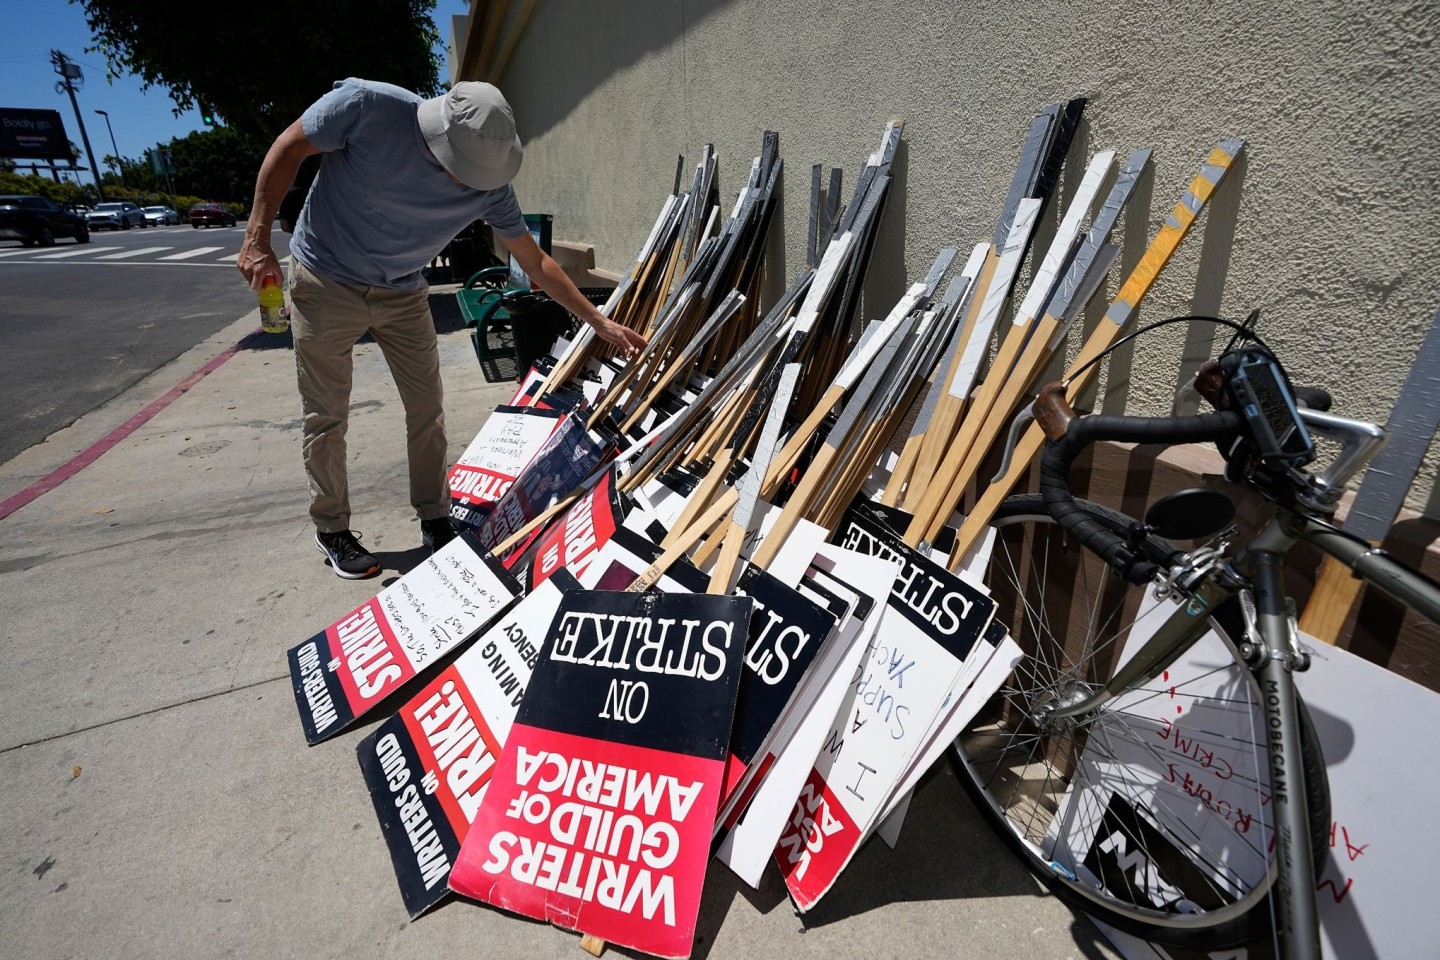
[473,415,618,563]
[715,543,895,888]
[449,590,753,959]
[447,405,562,528]
[771,503,995,911]
[355,572,580,916]
[286,532,521,744]
[1060,603,1440,960]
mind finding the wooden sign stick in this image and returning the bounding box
[903,246,998,501]
[707,363,802,594]
[663,447,735,549]
[881,253,986,506]
[1298,305,1440,644]
[626,487,739,593]
[911,151,1151,543]
[752,316,916,569]
[946,138,1246,567]
[904,201,1042,541]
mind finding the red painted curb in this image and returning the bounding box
[0,334,254,522]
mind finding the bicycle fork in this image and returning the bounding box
[1249,550,1322,960]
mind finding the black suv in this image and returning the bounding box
[0,195,91,247]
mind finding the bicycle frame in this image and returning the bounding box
[1041,501,1440,960]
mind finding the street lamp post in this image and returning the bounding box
[94,109,126,189]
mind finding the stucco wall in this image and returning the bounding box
[492,0,1440,514]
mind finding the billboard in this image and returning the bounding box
[0,108,70,160]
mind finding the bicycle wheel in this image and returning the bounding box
[952,493,1328,948]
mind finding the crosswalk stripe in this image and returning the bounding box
[0,248,42,258]
[216,252,239,262]
[158,246,224,261]
[97,246,174,259]
[30,247,121,260]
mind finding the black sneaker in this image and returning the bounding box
[421,517,459,554]
[315,529,380,579]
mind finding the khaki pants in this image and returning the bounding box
[289,260,448,533]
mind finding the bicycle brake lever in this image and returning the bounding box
[991,400,1038,483]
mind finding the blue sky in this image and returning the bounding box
[2,0,467,185]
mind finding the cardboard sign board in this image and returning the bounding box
[447,405,562,528]
[874,618,1020,850]
[715,544,895,888]
[448,590,755,959]
[1050,599,1440,960]
[356,571,582,917]
[772,503,995,911]
[721,565,840,806]
[528,465,628,590]
[472,415,618,563]
[287,532,522,744]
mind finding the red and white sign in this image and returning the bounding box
[528,466,627,589]
[356,572,580,916]
[287,533,521,743]
[449,590,753,958]
[448,405,562,512]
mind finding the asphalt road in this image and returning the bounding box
[0,222,290,465]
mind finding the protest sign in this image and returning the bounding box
[449,590,754,959]
[447,405,562,528]
[528,465,628,590]
[771,502,995,910]
[1047,601,1440,960]
[287,533,521,744]
[715,544,895,888]
[472,415,619,562]
[721,564,839,805]
[356,571,581,917]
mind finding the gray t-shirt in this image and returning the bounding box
[291,78,527,290]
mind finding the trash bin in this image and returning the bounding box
[508,293,575,377]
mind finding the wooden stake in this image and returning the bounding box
[946,139,1247,566]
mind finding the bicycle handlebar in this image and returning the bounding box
[1035,382,1244,583]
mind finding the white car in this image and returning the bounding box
[142,205,180,226]
[86,201,148,230]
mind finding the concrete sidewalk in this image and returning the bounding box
[0,293,1119,960]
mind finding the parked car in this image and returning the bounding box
[142,205,181,226]
[87,201,148,230]
[0,195,91,246]
[189,203,237,228]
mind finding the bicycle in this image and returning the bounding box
[948,318,1440,960]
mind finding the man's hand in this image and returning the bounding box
[590,315,648,359]
[498,230,650,361]
[238,239,283,293]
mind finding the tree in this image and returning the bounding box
[77,0,443,141]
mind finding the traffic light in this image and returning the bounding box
[200,102,216,126]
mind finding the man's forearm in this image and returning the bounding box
[524,251,608,328]
[246,146,304,251]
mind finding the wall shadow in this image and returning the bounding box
[504,0,739,143]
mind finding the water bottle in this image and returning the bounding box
[259,275,288,334]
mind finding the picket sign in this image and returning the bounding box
[1047,599,1440,960]
[718,564,842,810]
[772,503,997,911]
[448,590,755,960]
[867,527,1012,847]
[715,543,896,887]
[287,532,522,744]
[527,466,630,590]
[356,571,582,917]
[471,414,619,563]
[447,405,564,527]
